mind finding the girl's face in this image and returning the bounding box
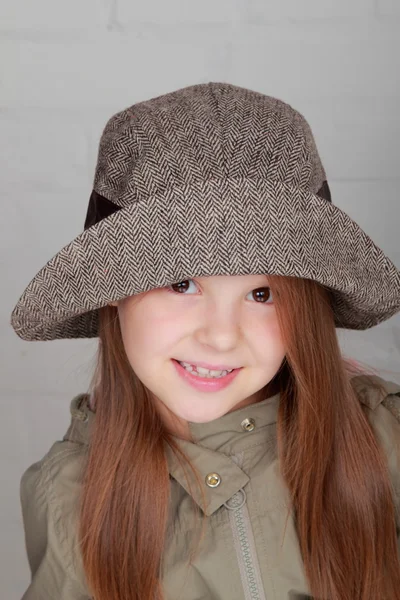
[112,275,285,438]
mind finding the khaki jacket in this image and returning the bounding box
[20,374,400,599]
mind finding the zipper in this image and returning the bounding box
[224,452,267,600]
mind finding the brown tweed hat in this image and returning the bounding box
[10,82,400,341]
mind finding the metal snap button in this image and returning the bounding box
[206,473,221,488]
[224,488,247,511]
[241,417,255,432]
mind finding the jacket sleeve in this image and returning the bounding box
[19,441,91,600]
[371,387,400,544]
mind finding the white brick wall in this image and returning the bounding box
[117,0,242,24]
[1,31,232,108]
[246,0,374,21]
[0,0,110,29]
[0,113,88,189]
[376,0,400,17]
[1,2,399,598]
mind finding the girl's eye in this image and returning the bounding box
[168,280,197,294]
[250,287,273,304]
[167,280,273,304]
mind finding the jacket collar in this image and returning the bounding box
[64,391,281,517]
[164,393,280,516]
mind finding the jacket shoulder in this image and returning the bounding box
[352,373,400,446]
[20,395,91,599]
[351,373,400,412]
[352,374,400,496]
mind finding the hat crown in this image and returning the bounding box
[93,82,327,209]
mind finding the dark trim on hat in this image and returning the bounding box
[84,180,332,230]
[317,180,331,202]
[84,190,122,230]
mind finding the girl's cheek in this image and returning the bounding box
[251,315,283,343]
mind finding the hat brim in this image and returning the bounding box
[10,178,400,341]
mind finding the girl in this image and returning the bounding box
[11,82,400,600]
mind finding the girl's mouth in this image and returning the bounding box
[172,359,242,392]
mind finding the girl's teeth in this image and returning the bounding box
[179,361,232,378]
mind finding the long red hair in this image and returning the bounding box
[78,275,400,599]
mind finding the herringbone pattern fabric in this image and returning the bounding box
[10,82,400,340]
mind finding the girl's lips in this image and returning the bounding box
[172,359,242,393]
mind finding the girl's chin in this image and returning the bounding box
[177,406,230,424]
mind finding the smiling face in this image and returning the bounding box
[112,274,286,439]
